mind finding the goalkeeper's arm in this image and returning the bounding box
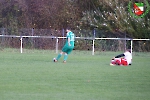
[115,54,125,58]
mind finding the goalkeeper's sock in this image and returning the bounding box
[56,53,62,60]
[64,54,68,61]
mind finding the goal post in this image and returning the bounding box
[93,37,133,55]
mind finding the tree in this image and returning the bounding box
[79,0,150,38]
[0,0,83,30]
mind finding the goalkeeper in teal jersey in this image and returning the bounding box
[53,28,75,63]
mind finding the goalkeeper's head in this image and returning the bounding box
[126,49,131,53]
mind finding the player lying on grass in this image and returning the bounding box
[110,49,132,66]
[53,27,75,63]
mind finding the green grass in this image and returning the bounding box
[0,49,150,100]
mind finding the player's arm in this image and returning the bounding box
[115,54,125,58]
[68,37,71,46]
[67,32,71,46]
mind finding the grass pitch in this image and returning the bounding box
[0,49,150,100]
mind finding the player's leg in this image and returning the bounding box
[53,45,67,62]
[110,59,116,65]
[115,58,121,65]
[63,48,73,63]
[53,51,63,62]
[56,51,63,60]
[63,53,68,63]
[110,58,121,65]
[121,58,128,66]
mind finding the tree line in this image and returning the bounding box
[0,0,150,38]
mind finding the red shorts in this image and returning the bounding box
[121,58,128,66]
[111,58,128,66]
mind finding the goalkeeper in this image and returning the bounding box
[110,49,132,66]
[53,28,75,63]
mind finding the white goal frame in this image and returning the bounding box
[0,35,150,55]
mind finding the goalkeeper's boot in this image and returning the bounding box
[110,63,115,66]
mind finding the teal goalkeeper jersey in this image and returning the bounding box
[66,31,75,47]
